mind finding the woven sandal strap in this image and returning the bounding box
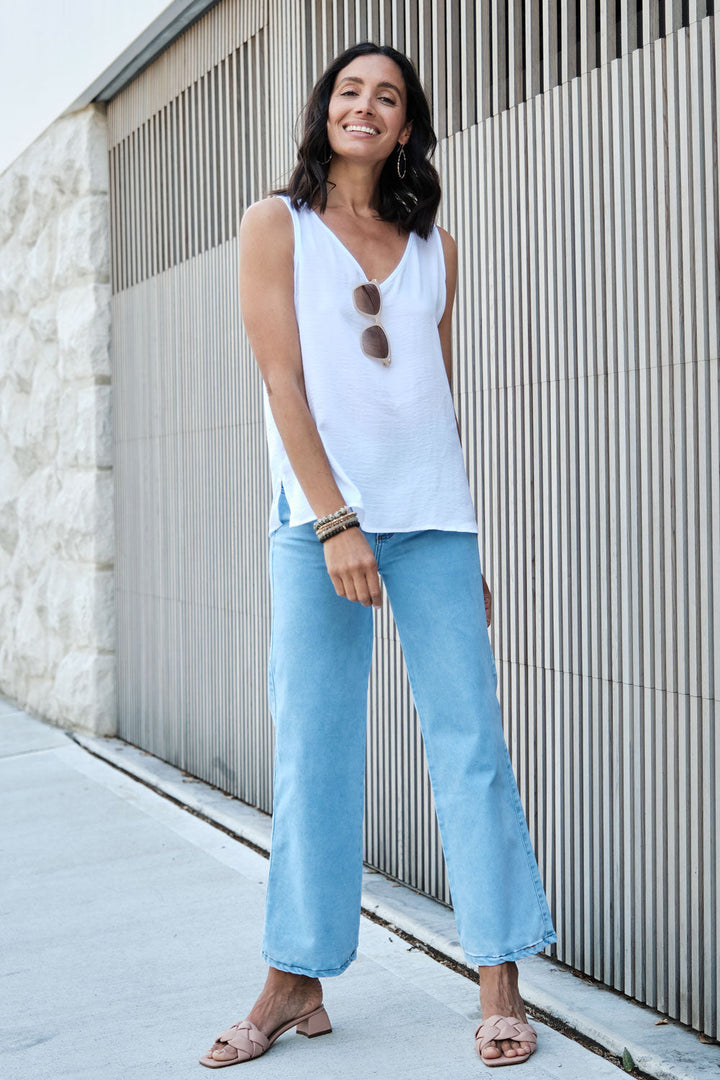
[475,1014,537,1050]
[219,1020,269,1056]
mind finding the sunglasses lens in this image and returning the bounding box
[354,282,381,316]
[361,325,389,360]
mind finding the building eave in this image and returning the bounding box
[62,0,220,113]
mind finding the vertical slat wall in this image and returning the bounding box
[109,1,719,1037]
[111,0,275,806]
[449,20,720,1034]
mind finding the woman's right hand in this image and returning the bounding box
[323,528,382,607]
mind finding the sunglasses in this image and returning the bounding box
[353,280,391,366]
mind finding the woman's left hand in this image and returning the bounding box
[482,575,492,626]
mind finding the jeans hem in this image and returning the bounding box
[464,929,557,967]
[261,948,357,977]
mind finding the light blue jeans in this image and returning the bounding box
[262,494,556,976]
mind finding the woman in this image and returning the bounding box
[200,42,556,1070]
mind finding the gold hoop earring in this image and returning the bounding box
[321,147,333,166]
[396,144,407,180]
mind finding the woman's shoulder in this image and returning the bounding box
[433,224,457,274]
[240,196,295,249]
[434,224,457,255]
[241,195,296,231]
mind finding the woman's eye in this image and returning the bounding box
[339,89,396,105]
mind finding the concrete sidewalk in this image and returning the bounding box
[0,702,714,1080]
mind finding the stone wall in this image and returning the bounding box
[0,104,116,735]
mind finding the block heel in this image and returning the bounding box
[296,1005,332,1038]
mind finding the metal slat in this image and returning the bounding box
[600,0,617,65]
[507,0,524,106]
[560,0,578,82]
[490,0,507,115]
[543,0,559,90]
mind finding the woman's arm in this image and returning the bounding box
[436,226,458,390]
[239,198,382,608]
[436,224,492,627]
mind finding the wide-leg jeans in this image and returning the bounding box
[262,508,557,977]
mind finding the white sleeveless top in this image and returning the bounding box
[264,195,478,535]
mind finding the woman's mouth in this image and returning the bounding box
[343,124,380,136]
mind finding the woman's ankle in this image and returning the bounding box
[259,969,323,1006]
[266,967,321,989]
[478,960,517,983]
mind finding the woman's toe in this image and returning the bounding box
[507,1038,532,1058]
[482,1041,502,1060]
[212,1046,237,1062]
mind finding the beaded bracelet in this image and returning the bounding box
[315,512,358,538]
[313,505,355,532]
[314,505,357,535]
[316,519,360,544]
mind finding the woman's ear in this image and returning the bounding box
[400,120,413,145]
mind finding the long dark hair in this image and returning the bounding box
[272,42,441,239]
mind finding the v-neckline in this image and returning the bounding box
[310,209,413,286]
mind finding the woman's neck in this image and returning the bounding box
[323,158,385,216]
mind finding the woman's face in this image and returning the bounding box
[326,53,412,165]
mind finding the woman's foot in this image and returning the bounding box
[246,968,323,1037]
[203,968,323,1065]
[477,962,534,1064]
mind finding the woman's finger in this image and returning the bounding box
[335,568,381,607]
[341,575,359,604]
[344,569,369,606]
[323,530,381,605]
[331,573,347,599]
[482,574,492,626]
[366,569,383,608]
[353,563,384,607]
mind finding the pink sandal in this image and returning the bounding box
[474,1014,537,1067]
[199,1003,332,1068]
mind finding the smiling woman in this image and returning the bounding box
[273,42,442,237]
[198,42,556,1071]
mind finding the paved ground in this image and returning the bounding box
[0,703,630,1080]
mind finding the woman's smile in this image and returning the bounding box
[343,123,380,136]
[326,53,411,159]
